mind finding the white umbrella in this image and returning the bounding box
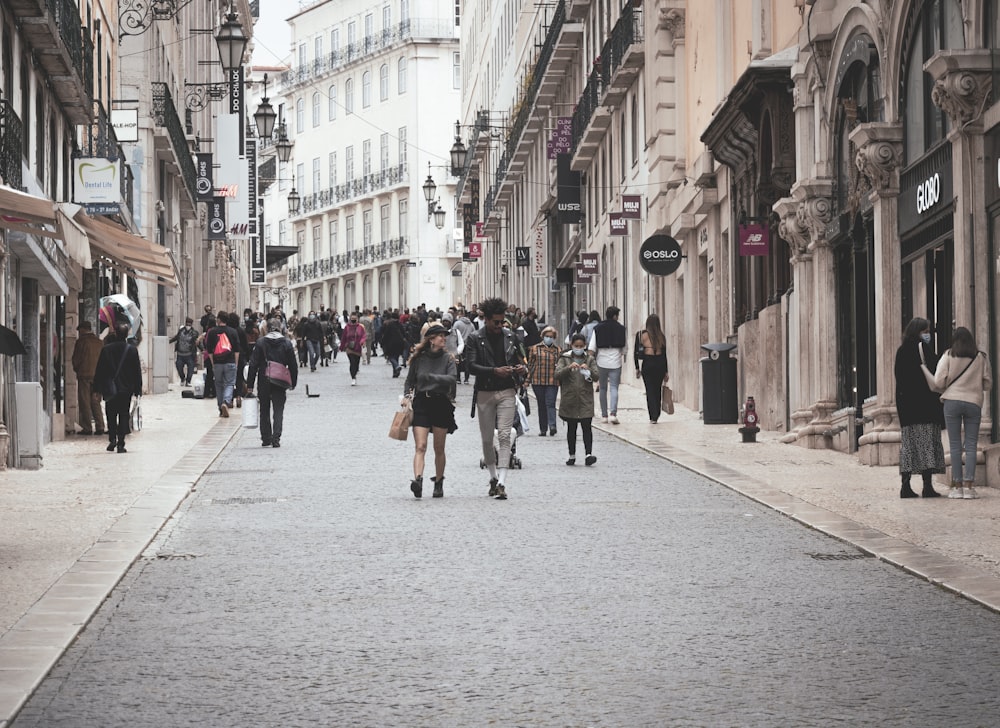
[99,293,143,334]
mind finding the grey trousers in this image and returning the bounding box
[476,388,517,468]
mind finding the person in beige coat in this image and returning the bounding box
[929,327,993,499]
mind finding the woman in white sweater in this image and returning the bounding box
[931,327,993,499]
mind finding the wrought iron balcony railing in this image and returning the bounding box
[151,83,197,205]
[287,236,411,282]
[0,98,24,190]
[299,164,407,215]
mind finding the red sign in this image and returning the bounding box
[738,224,770,256]
[609,212,628,236]
[621,195,641,219]
[469,241,482,258]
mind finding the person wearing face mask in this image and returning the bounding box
[893,317,945,498]
[526,326,561,436]
[169,317,199,387]
[340,314,367,385]
[555,334,600,466]
[301,311,324,372]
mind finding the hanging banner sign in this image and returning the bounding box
[469,240,482,259]
[609,212,628,236]
[208,197,227,240]
[639,235,682,275]
[111,109,139,142]
[515,246,530,267]
[622,195,642,219]
[738,223,770,256]
[195,153,214,201]
[556,154,583,224]
[228,67,245,152]
[547,117,572,159]
[73,158,121,204]
[532,225,547,278]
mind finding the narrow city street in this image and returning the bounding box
[10,358,1000,727]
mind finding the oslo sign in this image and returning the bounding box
[638,235,682,276]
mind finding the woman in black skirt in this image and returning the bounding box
[894,317,944,498]
[404,324,457,499]
[634,314,669,423]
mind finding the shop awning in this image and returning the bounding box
[266,245,299,267]
[74,212,179,287]
[0,185,63,240]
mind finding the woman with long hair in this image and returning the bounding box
[634,314,669,423]
[929,326,992,499]
[403,324,457,498]
[894,317,944,498]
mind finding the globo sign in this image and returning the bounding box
[639,235,682,276]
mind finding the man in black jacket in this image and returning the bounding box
[246,317,299,448]
[301,311,324,372]
[466,297,526,501]
[94,323,143,453]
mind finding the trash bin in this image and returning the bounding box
[701,343,738,424]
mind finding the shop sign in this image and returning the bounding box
[469,241,482,259]
[738,223,770,257]
[578,252,599,281]
[195,153,214,201]
[639,235,682,276]
[208,197,226,240]
[899,156,953,234]
[73,158,121,204]
[515,246,530,266]
[622,195,641,219]
[556,154,583,224]
[609,212,628,235]
[532,225,547,278]
[111,109,139,142]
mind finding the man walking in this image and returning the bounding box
[204,311,241,417]
[71,320,105,436]
[94,322,142,453]
[246,317,299,448]
[466,297,527,500]
[588,305,628,424]
[301,311,324,372]
[169,317,199,385]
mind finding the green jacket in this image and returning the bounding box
[555,351,600,420]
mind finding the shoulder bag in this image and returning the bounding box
[263,339,293,389]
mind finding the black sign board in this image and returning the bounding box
[638,235,682,276]
[228,67,245,152]
[196,153,214,201]
[515,246,530,266]
[556,154,582,224]
[463,203,475,245]
[987,126,1000,209]
[898,147,953,235]
[208,197,227,240]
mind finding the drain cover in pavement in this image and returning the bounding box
[807,552,873,561]
[206,497,283,505]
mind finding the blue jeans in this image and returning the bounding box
[215,362,237,408]
[306,339,321,369]
[598,366,621,418]
[532,384,558,433]
[943,399,982,482]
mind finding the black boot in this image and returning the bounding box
[900,474,918,499]
[410,475,423,499]
[432,476,444,498]
[921,472,941,498]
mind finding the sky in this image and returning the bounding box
[251,0,294,67]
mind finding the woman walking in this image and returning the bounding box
[340,313,367,385]
[555,334,599,466]
[928,327,992,499]
[404,324,458,498]
[894,317,945,498]
[634,314,669,423]
[526,326,561,436]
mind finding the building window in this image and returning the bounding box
[400,0,409,23]
[346,214,355,250]
[346,145,354,181]
[313,224,322,260]
[363,208,373,246]
[380,133,390,171]
[329,151,337,187]
[279,219,288,244]
[314,36,323,61]
[365,13,374,43]
[296,98,305,133]
[279,161,289,192]
[265,223,272,244]
[380,64,389,101]
[381,203,390,242]
[312,157,321,192]
[620,109,627,181]
[363,139,372,177]
[398,57,407,94]
[296,228,306,253]
[398,126,407,166]
[383,4,392,32]
[296,163,305,193]
[328,84,337,120]
[631,96,639,166]
[312,92,321,127]
[398,198,408,236]
[348,21,356,47]
[362,71,372,108]
[298,44,307,67]
[345,78,354,113]
[329,217,339,253]
[331,28,339,53]
[453,52,461,89]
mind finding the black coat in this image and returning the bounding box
[894,340,944,427]
[381,320,409,358]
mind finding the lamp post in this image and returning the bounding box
[450,120,468,176]
[287,187,301,216]
[215,9,248,73]
[274,120,293,163]
[253,73,277,140]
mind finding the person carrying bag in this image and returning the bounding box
[246,318,298,448]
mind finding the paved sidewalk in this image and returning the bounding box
[2,375,1000,725]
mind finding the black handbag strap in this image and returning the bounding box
[111,344,130,385]
[947,351,982,389]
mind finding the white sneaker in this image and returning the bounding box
[609,415,620,424]
[963,486,979,499]
[948,484,964,499]
[351,379,357,386]
[601,417,609,424]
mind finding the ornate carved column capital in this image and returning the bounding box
[798,195,834,248]
[657,4,685,43]
[849,123,903,196]
[774,197,810,262]
[924,49,994,129]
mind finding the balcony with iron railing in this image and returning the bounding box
[279,19,457,91]
[570,4,643,170]
[0,98,24,190]
[13,0,94,125]
[287,236,411,283]
[151,83,198,209]
[298,164,408,216]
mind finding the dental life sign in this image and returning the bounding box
[74,158,121,209]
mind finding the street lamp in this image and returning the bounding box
[274,120,293,163]
[214,10,248,73]
[253,73,277,140]
[433,204,446,230]
[450,120,468,176]
[422,164,437,215]
[287,187,300,216]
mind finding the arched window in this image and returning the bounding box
[345,78,354,114]
[312,92,321,127]
[398,57,407,94]
[296,98,305,133]
[328,85,337,120]
[901,0,965,164]
[379,64,389,101]
[362,71,372,108]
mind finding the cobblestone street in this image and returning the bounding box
[10,360,1000,727]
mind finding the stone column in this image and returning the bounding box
[775,196,812,440]
[849,122,904,465]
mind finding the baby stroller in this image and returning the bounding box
[479,388,528,470]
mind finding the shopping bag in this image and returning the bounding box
[130,396,143,431]
[515,394,530,435]
[661,384,675,415]
[242,395,259,429]
[388,406,412,441]
[518,386,531,416]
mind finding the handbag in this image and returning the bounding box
[265,360,293,388]
[518,386,531,416]
[661,384,675,415]
[388,405,412,441]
